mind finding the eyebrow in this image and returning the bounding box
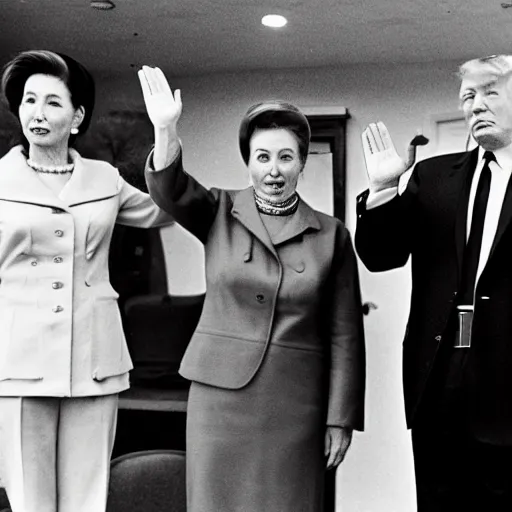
[460,78,499,95]
[23,91,63,99]
[255,147,296,152]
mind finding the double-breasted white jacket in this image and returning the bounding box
[0,145,172,397]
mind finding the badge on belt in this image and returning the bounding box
[455,305,473,348]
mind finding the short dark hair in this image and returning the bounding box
[239,100,311,165]
[1,50,95,149]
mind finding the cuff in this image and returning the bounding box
[366,187,398,209]
[145,142,182,173]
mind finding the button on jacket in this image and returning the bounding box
[146,152,366,430]
[0,146,173,397]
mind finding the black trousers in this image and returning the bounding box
[412,346,512,512]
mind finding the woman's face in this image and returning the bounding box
[248,128,304,203]
[18,73,84,151]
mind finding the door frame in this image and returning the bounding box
[307,112,350,223]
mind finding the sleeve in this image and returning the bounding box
[115,175,175,228]
[144,148,220,244]
[326,224,366,431]
[366,187,398,209]
[355,163,421,272]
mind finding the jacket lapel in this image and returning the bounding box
[59,150,119,206]
[0,146,120,209]
[488,171,512,258]
[230,188,323,256]
[269,197,321,246]
[0,146,68,209]
[453,149,479,280]
[231,188,277,256]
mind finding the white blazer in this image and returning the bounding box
[0,145,172,397]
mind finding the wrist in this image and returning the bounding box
[153,127,181,170]
[369,179,399,194]
[154,125,179,145]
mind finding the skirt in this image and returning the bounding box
[186,342,327,512]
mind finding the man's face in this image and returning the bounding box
[460,68,512,151]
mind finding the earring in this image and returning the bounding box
[70,127,79,135]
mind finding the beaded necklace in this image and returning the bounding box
[254,191,299,216]
[26,158,74,174]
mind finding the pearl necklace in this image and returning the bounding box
[26,158,74,174]
[254,191,299,216]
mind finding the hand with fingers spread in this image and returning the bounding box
[325,426,353,470]
[362,122,419,194]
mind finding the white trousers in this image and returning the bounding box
[0,394,118,512]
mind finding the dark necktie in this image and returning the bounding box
[459,151,496,305]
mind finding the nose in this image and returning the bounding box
[471,92,487,114]
[33,102,46,121]
[270,161,280,177]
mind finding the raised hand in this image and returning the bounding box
[362,122,419,193]
[138,65,182,131]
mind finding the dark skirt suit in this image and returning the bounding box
[146,150,365,512]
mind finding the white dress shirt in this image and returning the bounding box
[366,146,512,289]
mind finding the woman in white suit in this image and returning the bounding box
[0,50,173,512]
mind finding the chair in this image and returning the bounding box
[107,449,186,512]
[0,487,10,511]
[124,294,205,388]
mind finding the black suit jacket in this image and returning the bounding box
[355,148,512,444]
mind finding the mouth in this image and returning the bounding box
[472,119,494,131]
[264,181,285,194]
[30,127,50,135]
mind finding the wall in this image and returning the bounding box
[3,58,464,510]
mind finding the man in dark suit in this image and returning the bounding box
[355,55,512,511]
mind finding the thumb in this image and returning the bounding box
[174,89,182,107]
[324,429,332,457]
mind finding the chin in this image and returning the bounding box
[26,137,54,147]
[269,192,294,204]
[474,132,507,151]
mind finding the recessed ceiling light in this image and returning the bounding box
[261,14,287,28]
[90,0,116,10]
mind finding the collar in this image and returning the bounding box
[478,145,512,172]
[0,145,120,209]
[231,187,322,254]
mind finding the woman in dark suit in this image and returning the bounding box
[140,66,366,512]
[0,51,173,512]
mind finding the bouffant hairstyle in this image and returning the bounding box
[1,50,95,149]
[238,101,311,165]
[458,54,512,79]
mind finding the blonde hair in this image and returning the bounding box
[458,55,512,79]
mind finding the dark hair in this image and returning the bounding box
[1,50,95,149]
[238,100,311,165]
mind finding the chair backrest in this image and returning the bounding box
[107,449,186,512]
[124,294,205,387]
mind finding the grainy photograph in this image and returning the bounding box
[0,1,511,511]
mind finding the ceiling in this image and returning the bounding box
[1,0,512,77]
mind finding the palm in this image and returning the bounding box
[366,146,408,188]
[362,122,413,191]
[138,66,182,129]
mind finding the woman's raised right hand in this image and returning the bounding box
[138,65,182,132]
[361,122,417,193]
